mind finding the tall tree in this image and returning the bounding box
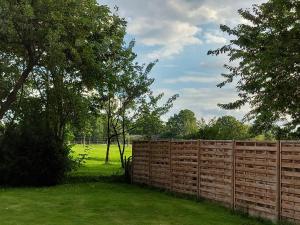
[133,93,178,139]
[0,0,125,120]
[89,39,154,164]
[198,116,252,140]
[165,109,198,138]
[109,55,156,166]
[96,40,177,164]
[208,0,300,135]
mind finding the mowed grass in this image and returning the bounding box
[71,144,132,177]
[0,144,274,225]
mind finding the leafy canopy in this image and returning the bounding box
[165,109,198,138]
[198,116,252,140]
[208,0,300,133]
[0,0,126,119]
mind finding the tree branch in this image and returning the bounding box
[0,63,34,120]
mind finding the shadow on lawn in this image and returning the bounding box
[65,173,127,185]
[86,157,105,162]
[85,157,121,163]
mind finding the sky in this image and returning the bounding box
[100,0,266,121]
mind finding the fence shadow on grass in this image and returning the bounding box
[65,173,126,185]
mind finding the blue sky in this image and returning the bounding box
[100,0,266,120]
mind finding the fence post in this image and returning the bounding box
[131,141,135,184]
[277,140,282,222]
[232,140,236,210]
[169,140,172,191]
[148,140,152,186]
[197,139,201,199]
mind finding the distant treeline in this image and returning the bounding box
[68,109,299,142]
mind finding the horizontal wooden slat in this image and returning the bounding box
[132,140,300,224]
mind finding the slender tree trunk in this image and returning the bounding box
[105,98,111,164]
[113,123,125,168]
[115,134,124,168]
[105,137,111,164]
[0,64,34,120]
[114,107,127,169]
[121,109,126,168]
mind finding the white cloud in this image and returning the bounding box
[99,0,263,120]
[163,75,221,84]
[128,19,202,59]
[101,0,267,59]
[129,20,201,46]
[168,1,219,22]
[204,32,227,44]
[200,60,224,69]
[154,87,250,121]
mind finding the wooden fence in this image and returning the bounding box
[132,140,300,224]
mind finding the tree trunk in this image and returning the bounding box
[105,98,111,164]
[121,109,126,168]
[105,137,111,164]
[113,123,124,168]
[113,107,127,169]
[0,64,34,120]
[115,134,124,168]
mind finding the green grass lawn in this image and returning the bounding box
[71,144,132,177]
[0,144,274,225]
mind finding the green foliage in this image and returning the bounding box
[91,41,158,164]
[70,114,107,142]
[164,109,198,138]
[0,0,180,186]
[198,116,253,140]
[133,112,166,137]
[208,0,300,133]
[0,0,126,119]
[251,122,299,140]
[0,85,88,186]
[0,122,4,134]
[124,156,132,183]
[132,93,178,138]
[0,124,74,187]
[0,0,131,183]
[89,116,107,140]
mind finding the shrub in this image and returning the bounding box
[0,125,74,186]
[124,156,132,183]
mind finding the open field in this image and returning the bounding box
[71,144,132,177]
[0,144,275,225]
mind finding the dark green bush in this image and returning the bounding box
[124,156,132,183]
[0,125,74,186]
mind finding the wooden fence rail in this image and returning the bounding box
[132,140,300,224]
